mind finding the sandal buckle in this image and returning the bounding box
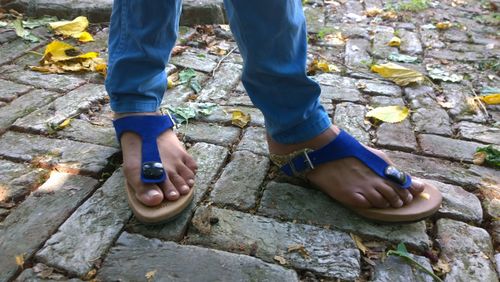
[288,150,315,177]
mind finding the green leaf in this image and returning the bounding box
[388,53,419,63]
[0,21,8,28]
[13,18,40,42]
[167,105,197,124]
[179,68,197,84]
[196,103,218,116]
[387,243,443,282]
[476,145,500,168]
[22,16,58,29]
[190,79,202,94]
[427,68,463,82]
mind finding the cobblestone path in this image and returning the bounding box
[0,0,499,281]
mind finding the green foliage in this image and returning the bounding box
[386,0,430,12]
[476,146,500,168]
[387,243,443,282]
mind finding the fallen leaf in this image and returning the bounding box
[366,105,409,123]
[15,254,25,269]
[49,16,93,42]
[371,63,425,86]
[381,11,398,20]
[436,21,452,30]
[22,16,58,29]
[474,146,500,168]
[167,105,197,124]
[388,53,419,63]
[82,269,97,280]
[167,77,174,89]
[178,68,197,84]
[427,68,463,82]
[13,18,39,42]
[229,109,251,128]
[433,259,451,275]
[287,244,311,259]
[419,192,430,200]
[478,93,500,105]
[145,270,157,282]
[388,36,401,47]
[77,31,94,42]
[308,59,340,74]
[274,255,288,265]
[350,233,368,255]
[57,118,72,130]
[364,8,383,17]
[388,243,443,282]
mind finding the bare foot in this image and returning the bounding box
[116,112,198,206]
[268,125,425,209]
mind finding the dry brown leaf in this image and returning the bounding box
[287,244,311,259]
[364,8,383,17]
[145,270,157,282]
[473,151,487,165]
[381,11,398,20]
[15,254,25,269]
[350,233,368,255]
[274,255,288,265]
[433,259,451,274]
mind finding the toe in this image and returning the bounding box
[134,184,164,206]
[409,178,425,196]
[183,154,198,172]
[161,180,180,201]
[169,171,191,195]
[383,180,413,205]
[376,183,405,208]
[178,162,196,187]
[362,188,392,208]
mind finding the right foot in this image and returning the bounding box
[116,112,198,206]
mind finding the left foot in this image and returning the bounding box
[267,125,425,209]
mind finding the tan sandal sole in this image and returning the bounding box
[125,181,195,224]
[352,183,442,223]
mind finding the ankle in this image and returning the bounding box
[267,125,340,155]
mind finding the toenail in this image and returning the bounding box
[147,190,161,198]
[169,191,178,197]
[397,199,404,207]
[188,179,195,185]
[181,185,189,191]
[406,194,413,202]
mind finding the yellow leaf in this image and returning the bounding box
[419,192,430,200]
[145,270,157,282]
[388,36,401,47]
[273,255,288,265]
[436,21,452,30]
[371,63,425,86]
[167,77,174,89]
[57,118,73,129]
[41,41,98,63]
[479,93,500,105]
[229,109,251,128]
[15,254,25,269]
[95,63,107,76]
[49,16,89,37]
[77,31,94,42]
[350,233,368,255]
[365,8,383,17]
[366,105,409,123]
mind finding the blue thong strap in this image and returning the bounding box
[280,130,412,189]
[113,115,175,184]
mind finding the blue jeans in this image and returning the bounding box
[105,0,331,144]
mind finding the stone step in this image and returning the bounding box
[187,206,361,280]
[96,232,299,281]
[0,173,97,282]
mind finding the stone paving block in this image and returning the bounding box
[0,39,44,66]
[224,91,254,107]
[188,206,361,280]
[177,122,240,146]
[304,5,325,34]
[0,173,97,282]
[372,254,434,282]
[345,38,371,70]
[0,89,60,133]
[364,0,383,9]
[236,126,269,156]
[181,0,226,25]
[369,96,405,107]
[397,29,423,55]
[478,185,500,219]
[436,219,498,282]
[96,232,299,282]
[384,150,499,192]
[334,102,370,144]
[258,182,430,249]
[0,159,47,204]
[441,83,488,122]
[126,142,229,241]
[427,49,484,62]
[418,134,486,163]
[357,79,402,97]
[411,107,453,136]
[0,65,85,93]
[13,84,107,132]
[35,169,131,277]
[57,119,117,148]
[210,151,269,210]
[456,121,500,145]
[0,79,32,102]
[15,267,83,282]
[0,131,118,176]
[371,30,398,59]
[375,120,417,152]
[196,63,242,102]
[170,51,218,73]
[425,179,483,223]
[197,105,265,126]
[420,29,446,48]
[442,29,469,42]
[313,73,364,103]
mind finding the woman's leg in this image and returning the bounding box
[106,0,197,206]
[223,0,424,209]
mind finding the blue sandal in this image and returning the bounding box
[270,130,442,222]
[113,115,194,224]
